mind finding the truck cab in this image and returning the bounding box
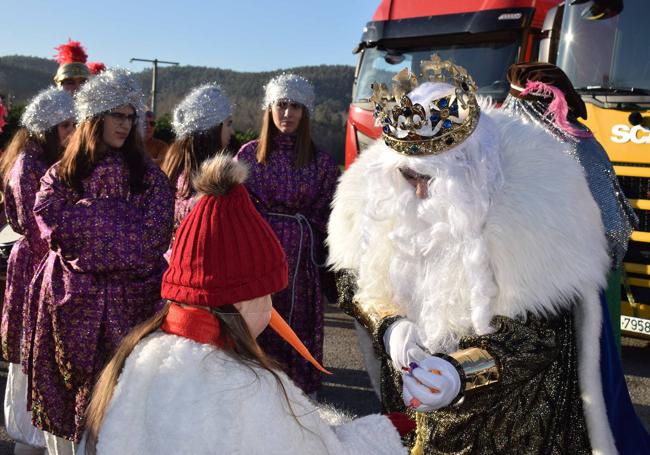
[540,0,650,339]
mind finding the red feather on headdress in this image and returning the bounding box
[87,62,106,75]
[54,40,88,64]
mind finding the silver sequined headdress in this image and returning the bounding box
[172,83,232,139]
[263,73,315,113]
[21,87,75,134]
[74,67,146,122]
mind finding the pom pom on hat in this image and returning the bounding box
[194,154,248,197]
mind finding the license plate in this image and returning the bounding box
[621,315,650,335]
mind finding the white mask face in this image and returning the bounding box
[233,295,273,338]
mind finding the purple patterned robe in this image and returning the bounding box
[28,151,173,441]
[1,142,50,364]
[164,171,196,262]
[237,135,339,394]
[173,172,194,228]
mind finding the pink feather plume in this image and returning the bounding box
[520,81,592,138]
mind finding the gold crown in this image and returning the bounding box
[371,54,480,156]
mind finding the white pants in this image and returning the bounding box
[4,363,45,448]
[43,433,75,455]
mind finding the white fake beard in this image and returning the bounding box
[356,117,504,353]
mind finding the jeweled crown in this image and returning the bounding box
[371,54,480,156]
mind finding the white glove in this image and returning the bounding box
[383,318,426,372]
[402,356,461,412]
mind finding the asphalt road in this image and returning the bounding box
[0,303,647,454]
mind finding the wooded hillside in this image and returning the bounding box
[0,55,355,163]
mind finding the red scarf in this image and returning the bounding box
[161,303,224,346]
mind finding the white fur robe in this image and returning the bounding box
[77,332,406,455]
[328,105,616,454]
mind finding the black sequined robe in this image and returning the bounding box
[337,270,592,455]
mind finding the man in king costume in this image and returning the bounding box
[327,55,643,454]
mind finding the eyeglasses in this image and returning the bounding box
[106,111,138,124]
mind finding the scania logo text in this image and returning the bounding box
[611,124,650,144]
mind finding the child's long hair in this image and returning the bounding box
[0,127,63,185]
[57,114,147,195]
[162,123,224,198]
[84,301,298,454]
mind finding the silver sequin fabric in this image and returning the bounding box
[502,96,637,268]
[74,67,147,122]
[172,83,232,139]
[21,88,75,134]
[263,73,315,112]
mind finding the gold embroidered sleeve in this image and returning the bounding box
[335,269,401,355]
[445,313,564,401]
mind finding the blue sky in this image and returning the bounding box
[0,0,378,72]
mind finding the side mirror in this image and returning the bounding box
[571,0,624,20]
[538,5,565,63]
[384,52,405,65]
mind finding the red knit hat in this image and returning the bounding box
[161,156,288,307]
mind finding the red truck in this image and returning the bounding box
[345,0,562,167]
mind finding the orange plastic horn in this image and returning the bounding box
[269,308,332,375]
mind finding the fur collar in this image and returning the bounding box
[88,333,406,455]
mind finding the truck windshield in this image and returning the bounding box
[556,0,650,94]
[354,41,520,103]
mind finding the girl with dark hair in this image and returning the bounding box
[77,155,407,455]
[162,83,234,231]
[27,68,173,453]
[236,74,340,396]
[1,87,75,454]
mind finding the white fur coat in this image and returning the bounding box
[78,332,406,455]
[327,105,616,454]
